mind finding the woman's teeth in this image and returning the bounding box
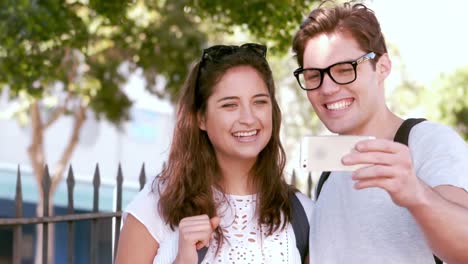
[233,130,257,137]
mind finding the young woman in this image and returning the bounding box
[115,43,312,264]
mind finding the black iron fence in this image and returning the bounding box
[0,164,146,264]
[0,164,313,264]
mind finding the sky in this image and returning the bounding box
[370,0,468,85]
[124,68,174,114]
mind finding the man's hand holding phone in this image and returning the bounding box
[302,135,427,209]
[341,138,426,209]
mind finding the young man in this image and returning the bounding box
[292,2,468,264]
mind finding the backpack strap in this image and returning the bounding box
[289,190,310,263]
[197,246,208,263]
[197,190,310,264]
[393,118,426,144]
[315,171,331,200]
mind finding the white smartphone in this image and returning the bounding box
[300,135,375,172]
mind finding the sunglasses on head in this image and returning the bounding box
[200,43,267,65]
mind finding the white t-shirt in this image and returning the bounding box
[124,183,313,264]
[310,121,468,264]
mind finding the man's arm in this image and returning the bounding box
[410,185,468,264]
[342,139,468,264]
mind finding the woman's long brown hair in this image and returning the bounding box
[155,47,291,241]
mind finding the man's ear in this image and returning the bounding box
[198,112,206,131]
[376,53,392,81]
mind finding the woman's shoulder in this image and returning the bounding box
[124,177,172,243]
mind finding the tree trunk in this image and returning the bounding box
[29,101,86,264]
[28,102,47,264]
[33,199,55,264]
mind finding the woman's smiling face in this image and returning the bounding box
[198,65,273,164]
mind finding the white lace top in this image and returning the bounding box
[123,183,313,264]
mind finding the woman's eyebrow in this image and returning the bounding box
[216,96,238,103]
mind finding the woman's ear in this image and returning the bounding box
[198,112,206,131]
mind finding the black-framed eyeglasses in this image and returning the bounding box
[293,52,376,91]
[200,43,267,66]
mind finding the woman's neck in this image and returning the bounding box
[216,157,256,195]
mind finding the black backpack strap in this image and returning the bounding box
[315,171,331,200]
[394,118,443,264]
[289,190,310,263]
[197,247,208,263]
[393,118,426,144]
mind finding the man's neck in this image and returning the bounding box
[344,108,403,140]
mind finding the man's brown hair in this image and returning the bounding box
[293,1,387,67]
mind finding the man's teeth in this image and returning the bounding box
[233,130,257,137]
[326,100,351,110]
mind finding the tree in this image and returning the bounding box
[0,0,316,262]
[387,47,468,141]
[186,0,314,54]
[0,1,209,262]
[432,68,468,140]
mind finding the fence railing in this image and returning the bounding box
[0,164,313,264]
[0,164,146,264]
